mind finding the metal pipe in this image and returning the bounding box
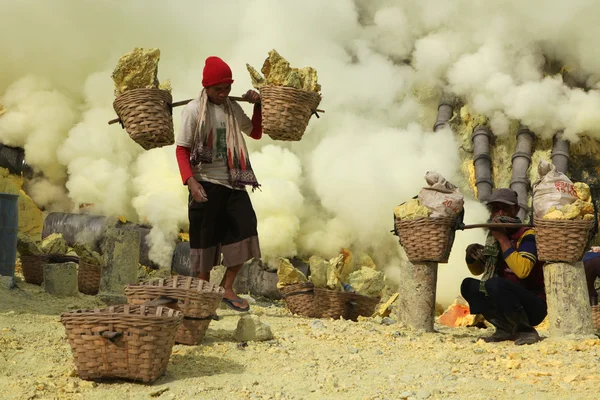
[472,125,494,202]
[433,93,456,132]
[551,131,570,174]
[41,212,161,269]
[0,144,33,178]
[511,124,534,220]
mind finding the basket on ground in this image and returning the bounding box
[78,260,102,295]
[20,255,44,285]
[592,305,600,330]
[533,217,594,263]
[259,85,321,141]
[113,88,174,150]
[124,275,224,345]
[279,282,315,317]
[312,288,380,321]
[60,304,182,383]
[394,216,457,263]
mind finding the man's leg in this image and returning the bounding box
[461,277,516,342]
[219,190,260,312]
[484,277,546,345]
[219,263,248,309]
[584,258,600,305]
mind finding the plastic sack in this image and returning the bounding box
[417,171,464,218]
[532,160,577,218]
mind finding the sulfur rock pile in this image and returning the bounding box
[73,243,103,265]
[246,49,321,93]
[111,47,171,97]
[308,249,385,298]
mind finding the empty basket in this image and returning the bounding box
[124,275,224,345]
[60,304,182,383]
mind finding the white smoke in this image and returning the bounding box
[2,0,600,304]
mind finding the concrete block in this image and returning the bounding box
[43,262,78,296]
[99,227,141,305]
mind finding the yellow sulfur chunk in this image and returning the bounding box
[574,182,591,202]
[276,258,308,288]
[394,198,431,220]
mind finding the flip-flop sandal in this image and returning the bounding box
[222,297,250,312]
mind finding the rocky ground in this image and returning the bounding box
[2,279,600,400]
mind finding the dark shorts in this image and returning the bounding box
[188,181,261,275]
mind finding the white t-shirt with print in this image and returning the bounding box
[176,97,255,188]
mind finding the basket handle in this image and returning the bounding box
[101,331,123,342]
[143,296,179,308]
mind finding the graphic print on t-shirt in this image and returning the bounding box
[215,121,227,160]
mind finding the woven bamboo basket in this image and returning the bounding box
[259,85,321,141]
[113,88,174,150]
[60,304,182,383]
[124,275,224,345]
[20,255,44,285]
[279,282,315,317]
[533,217,594,262]
[394,216,457,263]
[592,305,600,330]
[78,260,102,295]
[312,288,380,321]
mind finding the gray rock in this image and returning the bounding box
[311,320,325,330]
[416,390,431,399]
[349,347,359,354]
[381,317,396,325]
[233,314,274,342]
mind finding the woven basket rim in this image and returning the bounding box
[125,275,225,295]
[60,304,183,320]
[533,216,595,226]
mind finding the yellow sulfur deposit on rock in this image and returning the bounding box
[112,48,170,97]
[246,49,321,92]
[347,267,385,298]
[40,233,68,255]
[178,232,190,242]
[16,233,42,256]
[73,243,103,265]
[339,248,358,282]
[276,257,308,288]
[0,104,5,117]
[393,198,431,220]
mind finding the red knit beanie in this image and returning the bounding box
[202,56,234,87]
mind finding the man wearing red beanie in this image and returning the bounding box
[175,56,263,312]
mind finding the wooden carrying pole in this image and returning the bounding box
[108,96,325,126]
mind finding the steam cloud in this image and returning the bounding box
[2,0,599,305]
